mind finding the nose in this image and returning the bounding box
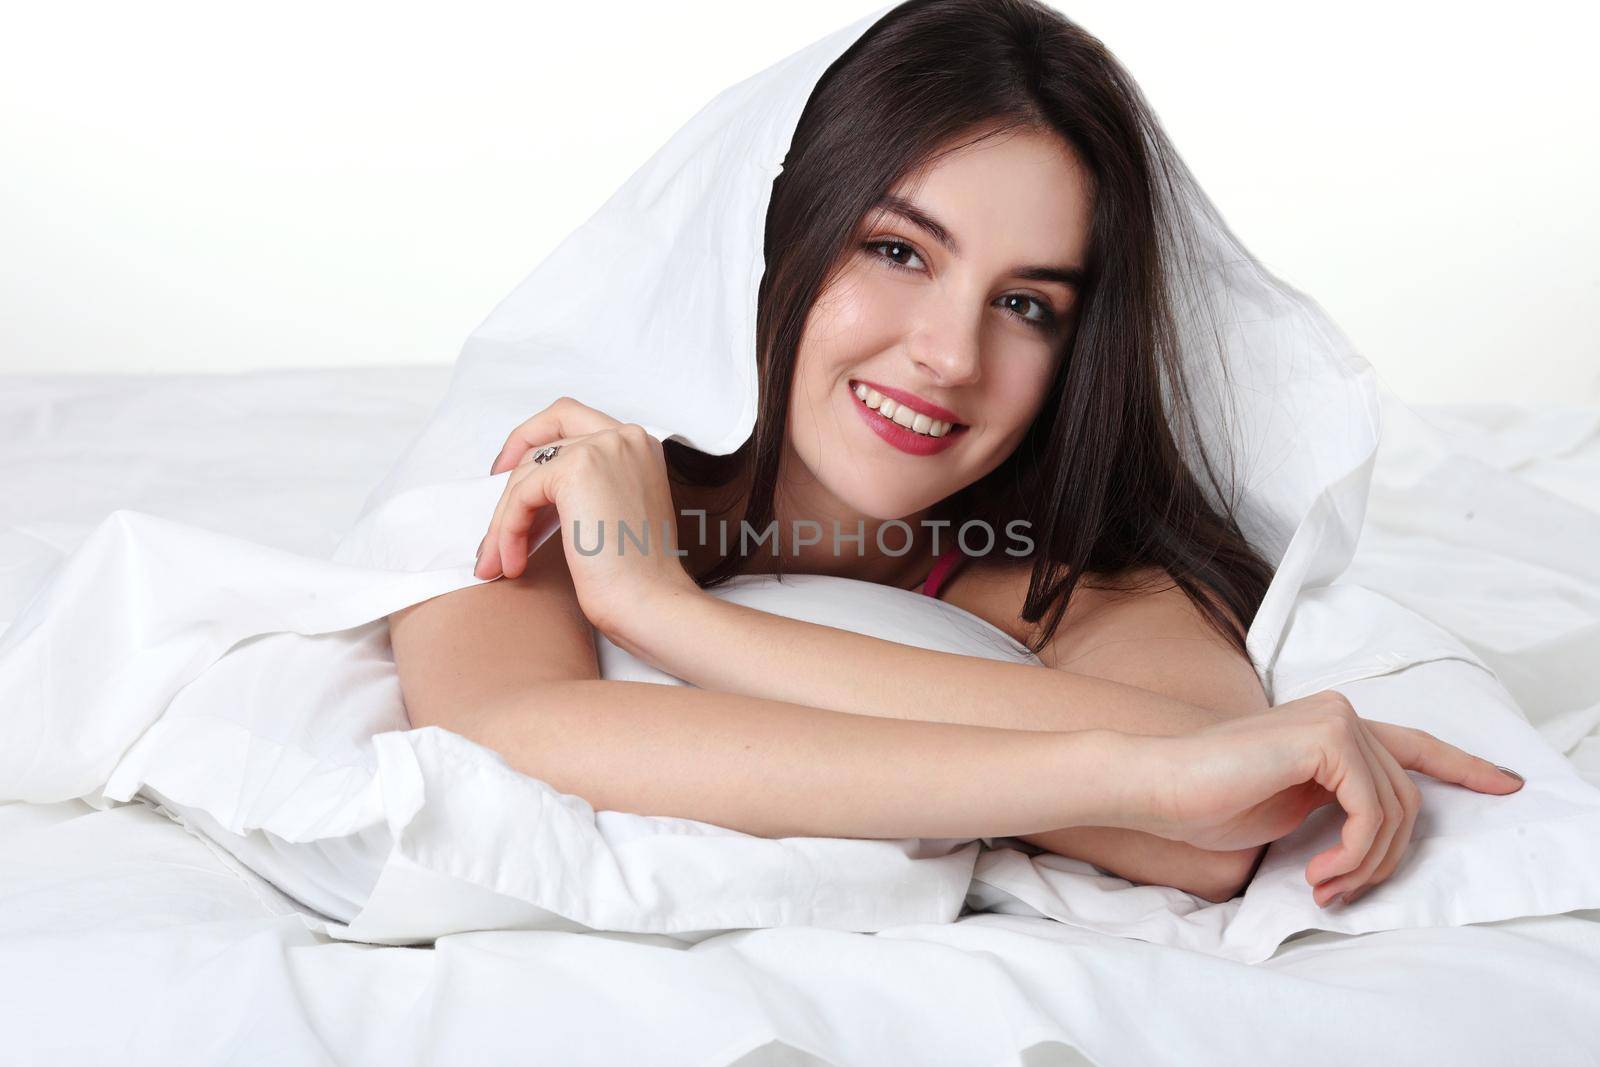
[907,305,983,388]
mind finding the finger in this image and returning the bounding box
[1363,720,1526,795]
[489,398,621,475]
[476,432,581,580]
[1314,721,1401,906]
[1347,730,1423,904]
[495,463,560,580]
[477,442,555,579]
[474,470,519,580]
[483,455,556,580]
[1335,721,1403,899]
[1304,718,1385,898]
[1327,724,1412,905]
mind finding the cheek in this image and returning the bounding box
[986,363,1058,443]
[785,342,847,453]
[789,276,879,409]
[788,335,834,419]
[807,266,897,351]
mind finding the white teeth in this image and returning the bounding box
[851,382,956,438]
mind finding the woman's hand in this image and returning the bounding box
[1131,689,1525,907]
[473,397,700,638]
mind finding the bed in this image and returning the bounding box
[2,366,1597,1066]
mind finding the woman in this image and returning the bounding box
[389,0,1522,909]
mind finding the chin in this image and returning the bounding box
[827,478,942,526]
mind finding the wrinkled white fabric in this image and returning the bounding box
[4,788,1600,1066]
[2,0,1599,973]
[1,373,1599,1065]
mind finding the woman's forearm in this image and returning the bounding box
[618,588,1229,735]
[461,678,1146,841]
[612,587,1260,900]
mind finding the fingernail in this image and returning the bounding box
[1495,765,1524,784]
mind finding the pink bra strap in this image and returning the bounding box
[920,546,966,599]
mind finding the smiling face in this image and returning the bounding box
[781,126,1095,531]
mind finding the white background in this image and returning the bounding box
[2,0,1595,405]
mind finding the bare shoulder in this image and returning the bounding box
[926,554,1024,638]
[935,556,1143,648]
[944,560,1266,716]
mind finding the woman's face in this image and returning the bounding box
[785,128,1094,525]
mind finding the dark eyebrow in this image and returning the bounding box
[871,193,1088,292]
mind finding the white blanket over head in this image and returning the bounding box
[2,0,1597,964]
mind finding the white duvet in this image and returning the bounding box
[1,369,1598,1066]
[4,2,1600,1060]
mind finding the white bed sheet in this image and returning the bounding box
[2,367,1598,1066]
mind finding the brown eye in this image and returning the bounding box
[863,239,925,272]
[999,293,1059,332]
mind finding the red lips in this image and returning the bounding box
[848,382,967,457]
[849,379,964,426]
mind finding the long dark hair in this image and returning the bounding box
[665,0,1276,659]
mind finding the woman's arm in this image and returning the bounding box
[611,581,1266,901]
[464,679,1141,841]
[612,583,1234,740]
[388,530,1142,840]
[1016,579,1272,901]
[392,529,1254,894]
[389,531,600,732]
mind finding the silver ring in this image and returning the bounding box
[531,444,562,465]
